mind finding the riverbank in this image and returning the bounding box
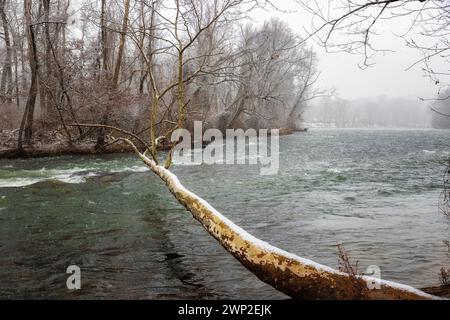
[0,129,136,158]
[0,127,303,159]
[0,143,136,159]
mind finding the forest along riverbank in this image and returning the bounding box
[0,129,449,299]
[0,129,150,158]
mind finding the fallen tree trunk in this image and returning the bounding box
[120,142,441,300]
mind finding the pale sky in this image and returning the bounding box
[250,1,443,100]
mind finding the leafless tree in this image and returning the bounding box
[18,0,38,149]
[297,0,450,94]
[0,0,13,104]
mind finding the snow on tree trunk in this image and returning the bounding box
[130,148,439,300]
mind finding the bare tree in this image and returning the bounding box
[297,0,450,93]
[18,0,38,149]
[0,0,13,104]
[222,19,322,131]
[112,0,131,88]
[96,0,132,149]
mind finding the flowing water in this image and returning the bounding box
[0,129,449,299]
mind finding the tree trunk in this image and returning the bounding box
[100,0,109,73]
[96,0,110,149]
[112,0,130,89]
[40,0,51,119]
[97,0,130,150]
[19,0,38,148]
[0,0,13,104]
[120,139,439,300]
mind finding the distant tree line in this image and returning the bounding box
[305,96,433,129]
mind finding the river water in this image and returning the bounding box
[0,129,449,299]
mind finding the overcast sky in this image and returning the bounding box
[250,1,442,101]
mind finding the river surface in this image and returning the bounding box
[0,129,449,299]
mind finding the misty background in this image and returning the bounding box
[304,96,432,129]
[250,2,450,129]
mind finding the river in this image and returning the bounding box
[0,129,449,299]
